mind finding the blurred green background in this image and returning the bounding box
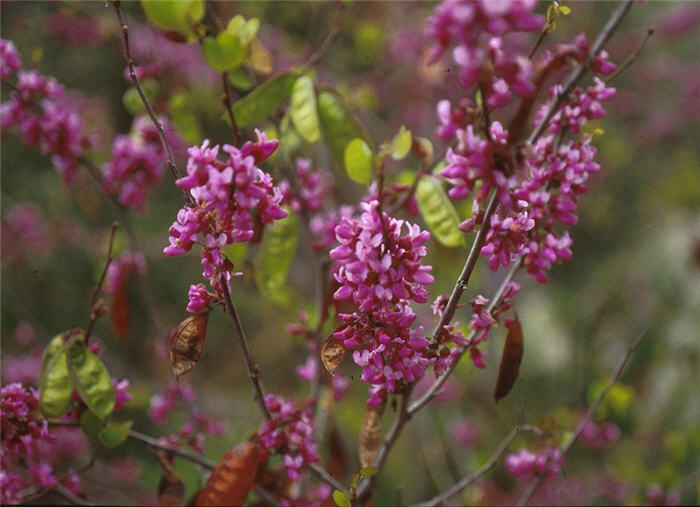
[1,1,698,505]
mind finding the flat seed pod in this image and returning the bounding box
[110,282,130,341]
[169,313,209,379]
[289,75,321,143]
[66,333,115,420]
[415,175,465,248]
[321,337,346,375]
[194,442,259,506]
[359,400,385,468]
[39,334,73,418]
[494,315,524,403]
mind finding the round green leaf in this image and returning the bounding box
[390,125,412,160]
[332,490,351,507]
[415,176,466,248]
[317,89,370,171]
[289,75,321,143]
[66,334,115,420]
[39,334,73,418]
[344,138,373,185]
[140,0,204,39]
[254,207,298,304]
[202,32,246,72]
[233,72,298,127]
[99,420,133,449]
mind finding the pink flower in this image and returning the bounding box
[105,251,147,295]
[506,447,564,480]
[0,39,21,79]
[186,284,211,314]
[164,132,286,308]
[280,157,331,214]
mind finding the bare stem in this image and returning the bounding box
[219,277,272,420]
[221,72,243,146]
[420,425,543,506]
[527,0,634,145]
[516,330,648,506]
[606,26,655,84]
[429,191,499,345]
[356,389,412,500]
[308,462,347,494]
[412,259,521,416]
[85,221,118,339]
[112,0,193,205]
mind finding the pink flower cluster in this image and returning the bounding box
[296,357,349,402]
[0,39,92,183]
[105,251,147,295]
[148,380,196,425]
[0,383,58,504]
[1,202,50,265]
[258,394,319,481]
[102,117,180,212]
[309,205,355,251]
[330,201,438,405]
[579,419,620,449]
[163,132,286,310]
[280,157,331,214]
[505,446,564,480]
[425,0,543,109]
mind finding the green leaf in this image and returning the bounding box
[221,241,248,266]
[344,138,373,185]
[289,75,321,143]
[233,72,298,127]
[140,0,204,39]
[99,420,133,449]
[254,207,298,300]
[202,32,246,72]
[332,490,351,507]
[122,79,159,115]
[168,91,202,144]
[317,89,369,170]
[80,409,103,440]
[39,334,73,418]
[228,68,254,91]
[226,15,259,46]
[415,176,466,248]
[360,466,378,477]
[390,125,412,160]
[66,333,115,420]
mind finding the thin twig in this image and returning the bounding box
[420,425,543,506]
[220,277,272,420]
[308,462,347,493]
[85,221,118,339]
[606,26,655,84]
[517,330,648,506]
[527,0,634,145]
[411,259,521,417]
[112,0,193,205]
[356,389,412,500]
[221,72,243,146]
[429,191,499,346]
[302,4,342,71]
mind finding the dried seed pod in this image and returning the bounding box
[169,313,208,379]
[359,400,386,468]
[494,315,524,403]
[193,442,259,506]
[321,337,345,374]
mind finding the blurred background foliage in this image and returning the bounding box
[1,1,699,505]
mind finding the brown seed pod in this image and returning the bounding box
[169,313,208,379]
[359,399,386,468]
[193,442,259,506]
[494,315,524,403]
[321,337,346,374]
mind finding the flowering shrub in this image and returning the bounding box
[1,1,698,506]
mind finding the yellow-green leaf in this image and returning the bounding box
[39,334,73,418]
[99,420,133,449]
[202,32,246,72]
[233,72,298,127]
[415,176,465,248]
[140,0,204,39]
[254,207,298,301]
[390,125,412,160]
[317,89,369,171]
[66,333,115,420]
[168,92,202,144]
[289,75,321,143]
[332,490,351,507]
[344,138,373,185]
